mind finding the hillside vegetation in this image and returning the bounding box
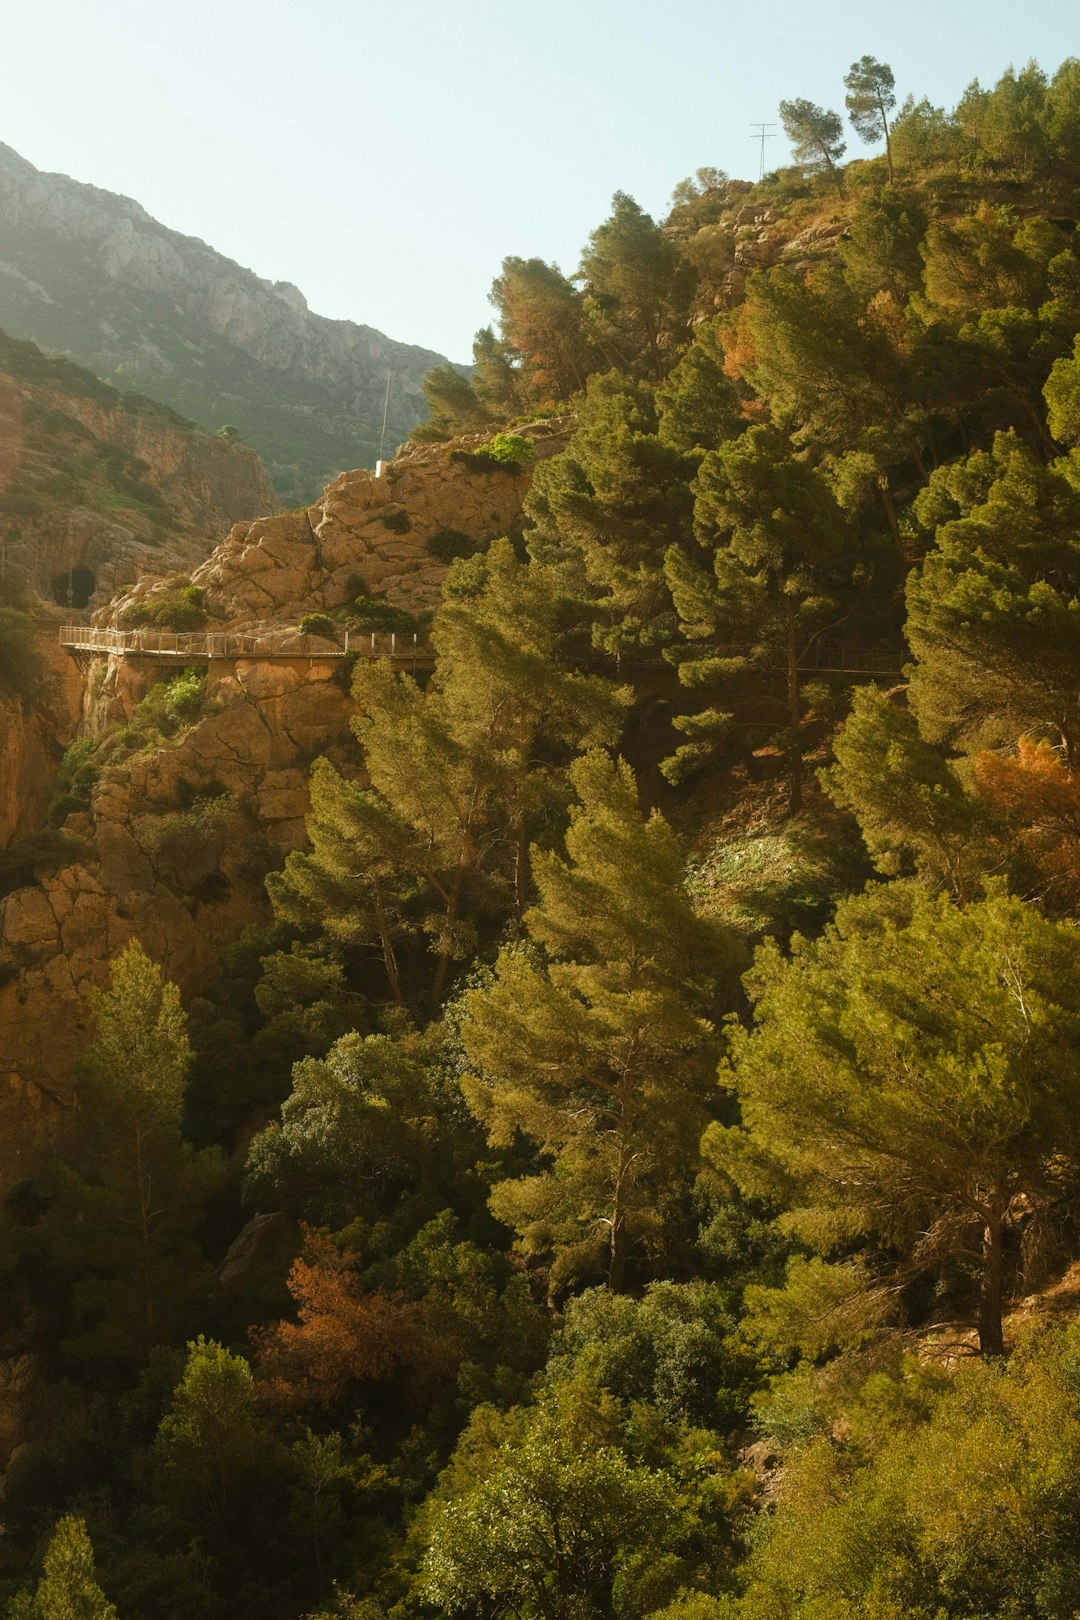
[6,54,1080,1620]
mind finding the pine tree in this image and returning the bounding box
[412,363,493,443]
[655,318,742,455]
[461,750,739,1294]
[713,885,1080,1355]
[489,256,595,402]
[271,542,625,1011]
[822,685,991,899]
[153,1337,273,1540]
[8,1516,117,1620]
[525,370,696,669]
[43,943,222,1359]
[844,56,897,182]
[905,433,1080,763]
[779,99,846,196]
[665,424,860,810]
[578,192,689,382]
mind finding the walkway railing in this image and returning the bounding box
[709,642,908,676]
[60,626,904,679]
[59,625,435,665]
[798,643,907,675]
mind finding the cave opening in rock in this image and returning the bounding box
[50,566,96,610]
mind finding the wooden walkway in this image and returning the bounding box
[59,627,905,680]
[59,624,435,670]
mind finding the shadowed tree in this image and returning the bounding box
[270,542,624,1011]
[905,433,1080,765]
[43,942,223,1361]
[665,424,860,810]
[8,1516,117,1620]
[461,750,739,1295]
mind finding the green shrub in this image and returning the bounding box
[449,432,536,474]
[161,668,206,725]
[380,508,412,533]
[346,593,422,635]
[297,612,336,638]
[122,581,206,631]
[427,527,478,562]
[0,830,84,899]
[45,792,88,826]
[483,431,536,465]
[0,491,44,519]
[112,669,208,752]
[141,792,240,856]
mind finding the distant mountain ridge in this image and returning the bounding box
[0,142,450,503]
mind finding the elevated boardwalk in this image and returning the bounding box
[59,624,435,671]
[59,628,904,680]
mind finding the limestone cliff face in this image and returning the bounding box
[0,329,277,612]
[0,142,454,503]
[114,418,573,628]
[0,657,357,1183]
[0,633,84,847]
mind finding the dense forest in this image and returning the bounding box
[8,52,1080,1620]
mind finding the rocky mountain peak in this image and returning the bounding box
[0,143,456,503]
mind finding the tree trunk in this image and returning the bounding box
[608,1210,628,1293]
[883,115,894,184]
[373,884,403,1005]
[134,1126,156,1344]
[513,812,530,917]
[787,626,803,816]
[978,1208,1005,1356]
[879,480,905,559]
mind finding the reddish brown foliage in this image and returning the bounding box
[253,1231,422,1409]
[718,308,756,383]
[974,738,1080,909]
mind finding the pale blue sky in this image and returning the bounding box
[6,1,1077,361]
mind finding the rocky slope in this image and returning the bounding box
[0,423,565,1187]
[114,417,573,629]
[0,655,357,1185]
[0,142,454,503]
[0,327,277,613]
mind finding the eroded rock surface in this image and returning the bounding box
[0,658,357,1183]
[115,418,573,625]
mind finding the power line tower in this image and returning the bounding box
[750,122,777,181]
[378,370,392,463]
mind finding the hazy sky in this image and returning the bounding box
[5,1,1077,361]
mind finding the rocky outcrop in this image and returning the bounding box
[0,656,358,1183]
[0,632,84,846]
[0,142,455,503]
[114,418,574,626]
